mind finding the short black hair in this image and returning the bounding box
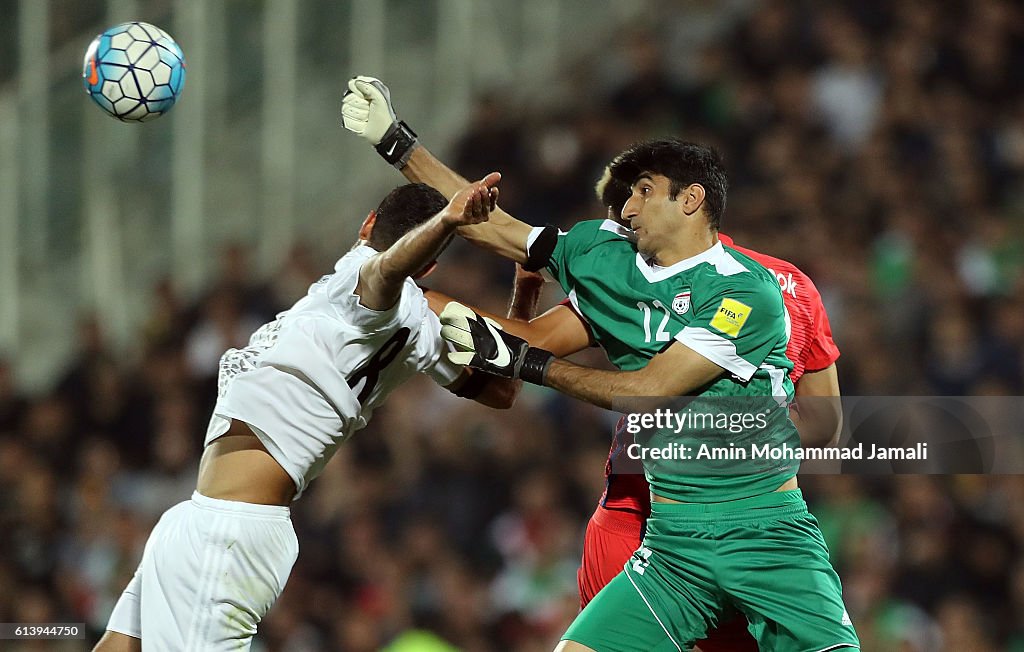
[608,139,728,230]
[368,183,448,249]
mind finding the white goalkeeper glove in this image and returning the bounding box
[341,75,418,168]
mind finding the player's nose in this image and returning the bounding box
[621,200,640,227]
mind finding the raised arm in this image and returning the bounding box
[356,174,499,311]
[342,76,532,264]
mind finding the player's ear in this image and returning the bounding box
[414,261,438,280]
[359,211,377,241]
[680,183,706,216]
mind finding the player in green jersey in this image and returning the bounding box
[343,77,859,652]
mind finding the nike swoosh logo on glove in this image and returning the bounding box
[482,319,511,368]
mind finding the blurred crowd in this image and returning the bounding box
[3,0,1024,650]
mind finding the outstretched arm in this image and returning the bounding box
[342,76,532,264]
[439,301,725,410]
[355,174,499,311]
[424,269,593,357]
[442,266,547,408]
[543,343,723,410]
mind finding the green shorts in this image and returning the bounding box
[562,490,859,652]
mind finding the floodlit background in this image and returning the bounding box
[1,0,1024,650]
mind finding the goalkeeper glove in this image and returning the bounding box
[440,302,553,385]
[341,75,418,168]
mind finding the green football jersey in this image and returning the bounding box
[537,219,799,502]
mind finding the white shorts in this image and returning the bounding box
[107,492,299,651]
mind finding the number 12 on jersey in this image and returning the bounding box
[637,301,672,343]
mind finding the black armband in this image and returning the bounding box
[523,225,559,273]
[519,347,554,385]
[375,120,418,168]
[453,370,491,400]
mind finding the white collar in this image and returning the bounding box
[599,219,636,241]
[634,241,747,283]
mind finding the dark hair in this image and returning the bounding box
[368,183,448,249]
[608,139,728,230]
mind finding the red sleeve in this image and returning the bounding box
[803,286,840,372]
[721,238,838,374]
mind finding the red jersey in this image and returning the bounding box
[719,234,840,382]
[597,233,840,515]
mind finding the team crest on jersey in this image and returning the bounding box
[672,291,691,315]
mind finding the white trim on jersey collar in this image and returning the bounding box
[634,241,748,283]
[599,219,636,241]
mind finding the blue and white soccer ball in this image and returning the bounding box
[83,22,186,122]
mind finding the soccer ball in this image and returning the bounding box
[83,22,186,122]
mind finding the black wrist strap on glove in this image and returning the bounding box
[375,120,418,168]
[519,347,554,385]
